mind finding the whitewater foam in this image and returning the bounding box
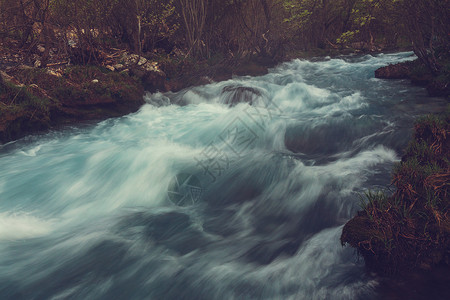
[0,212,53,240]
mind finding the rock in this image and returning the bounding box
[121,53,141,66]
[163,80,184,92]
[121,52,166,92]
[141,70,166,92]
[68,39,77,47]
[47,69,62,77]
[138,57,147,66]
[121,52,161,73]
[221,85,262,106]
[128,54,144,65]
[114,63,124,71]
[410,73,433,86]
[211,67,233,82]
[130,68,145,78]
[375,59,449,97]
[92,79,99,83]
[375,62,411,79]
[37,45,45,53]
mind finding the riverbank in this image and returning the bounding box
[0,39,283,144]
[1,41,403,145]
[0,65,144,143]
[375,59,450,97]
[341,53,450,277]
[341,110,450,275]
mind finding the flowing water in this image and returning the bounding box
[0,52,447,299]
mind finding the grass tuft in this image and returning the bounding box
[342,108,450,274]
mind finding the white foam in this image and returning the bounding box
[0,212,53,240]
[19,145,42,157]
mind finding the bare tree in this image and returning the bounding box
[179,0,207,57]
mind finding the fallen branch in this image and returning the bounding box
[47,61,69,67]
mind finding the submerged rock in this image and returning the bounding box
[221,85,262,107]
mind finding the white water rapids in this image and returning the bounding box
[0,52,447,299]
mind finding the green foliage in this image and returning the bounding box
[404,140,437,164]
[415,113,447,132]
[1,0,449,64]
[283,0,312,26]
[337,30,360,44]
[0,79,52,116]
[360,190,390,212]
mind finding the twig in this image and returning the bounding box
[47,61,68,67]
[9,86,24,105]
[29,108,37,120]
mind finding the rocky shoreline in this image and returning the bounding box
[341,54,449,278]
[341,111,449,275]
[1,42,423,145]
[0,46,278,145]
[2,47,448,147]
[0,64,144,143]
[375,59,450,97]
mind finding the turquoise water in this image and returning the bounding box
[0,52,447,299]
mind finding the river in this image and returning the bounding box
[0,52,447,299]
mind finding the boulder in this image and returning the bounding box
[375,62,411,79]
[221,85,262,106]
